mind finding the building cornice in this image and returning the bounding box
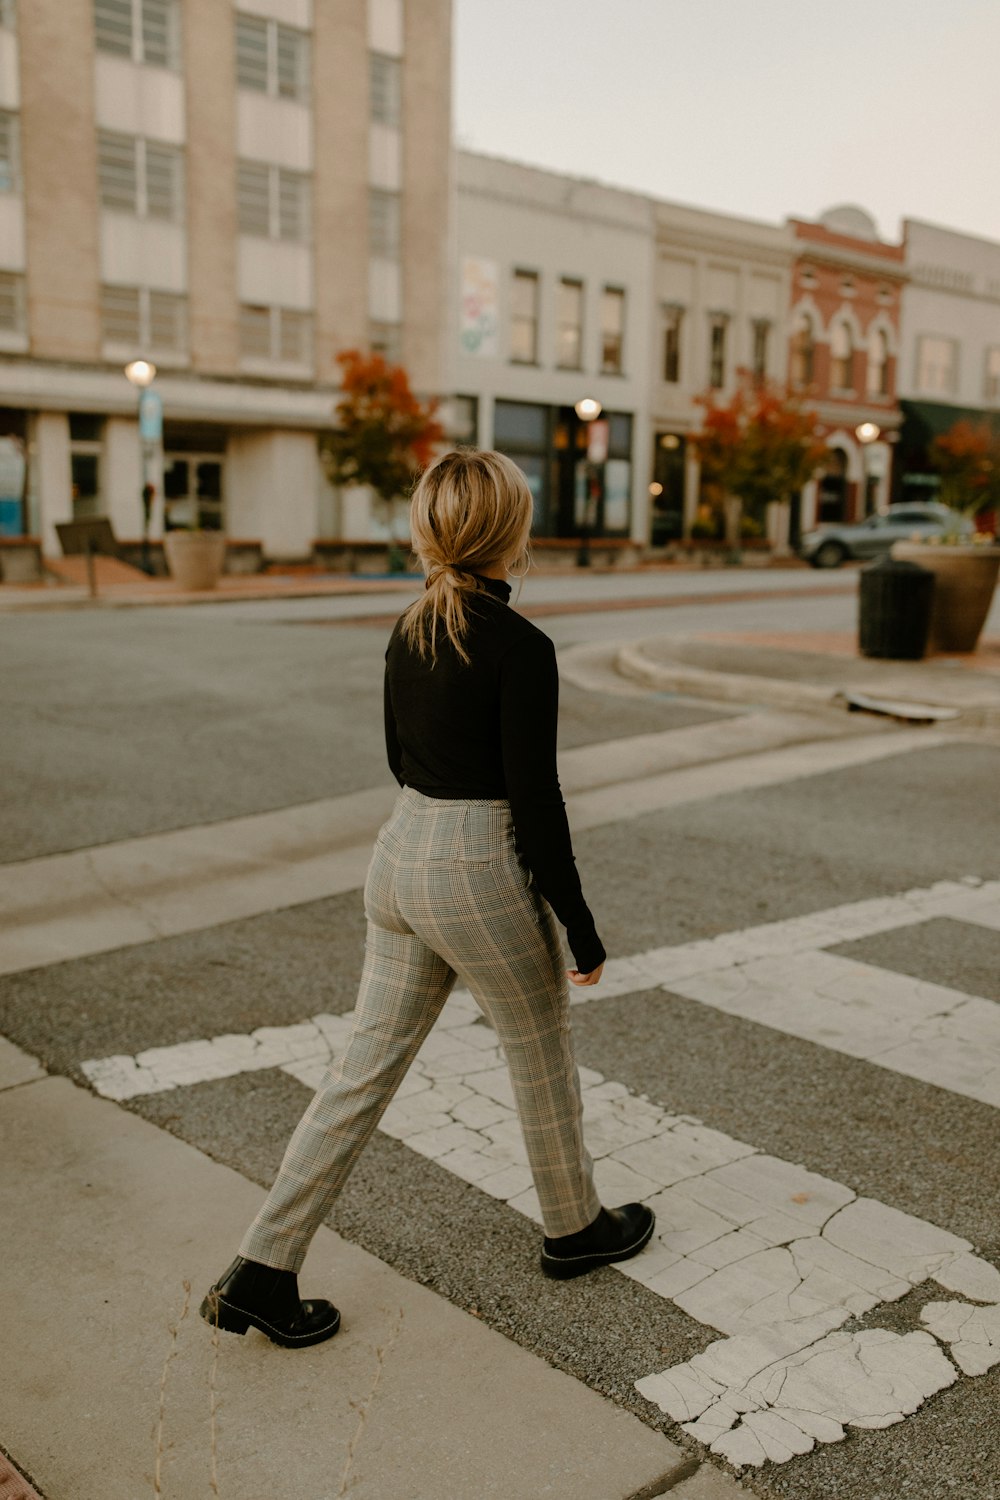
[0,359,340,426]
[457,180,651,238]
[656,225,794,270]
[797,244,908,282]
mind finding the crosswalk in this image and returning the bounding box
[79,877,1000,1470]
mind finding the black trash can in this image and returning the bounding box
[858,554,934,660]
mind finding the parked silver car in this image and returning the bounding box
[799,502,973,568]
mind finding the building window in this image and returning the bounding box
[831,319,854,390]
[600,286,625,373]
[370,188,401,259]
[510,269,539,364]
[69,414,104,521]
[984,347,1000,405]
[370,52,401,127]
[751,319,770,382]
[97,132,184,221]
[790,311,814,386]
[97,131,137,212]
[663,305,682,384]
[235,13,310,103]
[144,142,184,220]
[148,289,186,350]
[94,0,180,69]
[237,161,311,241]
[101,284,187,353]
[916,335,957,396]
[370,320,402,361]
[556,278,583,370]
[494,399,548,523]
[708,313,728,389]
[239,302,271,359]
[239,304,313,366]
[0,270,25,334]
[0,112,19,193]
[867,328,890,397]
[448,394,478,444]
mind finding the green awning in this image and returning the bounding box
[900,399,1000,443]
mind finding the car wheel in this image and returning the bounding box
[814,540,847,569]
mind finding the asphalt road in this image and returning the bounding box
[2,576,999,1499]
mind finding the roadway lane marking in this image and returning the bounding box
[573,876,1000,1110]
[79,986,1000,1470]
[0,727,953,976]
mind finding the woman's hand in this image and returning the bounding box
[567,963,604,988]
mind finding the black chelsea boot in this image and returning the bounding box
[200,1256,341,1348]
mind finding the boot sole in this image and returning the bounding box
[540,1210,656,1280]
[200,1293,341,1348]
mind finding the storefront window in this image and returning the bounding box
[493,399,549,531]
[69,414,104,520]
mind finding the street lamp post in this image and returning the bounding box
[855,421,881,518]
[124,359,159,574]
[574,397,603,567]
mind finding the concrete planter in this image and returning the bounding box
[163,530,226,591]
[891,541,1000,652]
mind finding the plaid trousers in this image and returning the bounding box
[240,786,601,1271]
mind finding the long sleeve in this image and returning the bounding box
[499,633,605,973]
[383,664,404,786]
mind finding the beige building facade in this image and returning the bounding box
[0,0,451,559]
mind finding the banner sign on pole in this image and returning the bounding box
[138,389,163,443]
[587,419,610,464]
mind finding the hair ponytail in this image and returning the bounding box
[400,450,533,664]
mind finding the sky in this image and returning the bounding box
[453,0,1000,245]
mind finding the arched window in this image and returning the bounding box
[831,320,854,390]
[867,328,889,397]
[790,312,814,386]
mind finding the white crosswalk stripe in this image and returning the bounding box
[78,877,1000,1470]
[572,876,1000,1108]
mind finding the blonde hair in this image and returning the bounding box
[400,448,534,664]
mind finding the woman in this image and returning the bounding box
[201,449,654,1348]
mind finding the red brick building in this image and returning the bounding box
[788,206,906,529]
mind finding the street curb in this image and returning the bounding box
[617,642,837,712]
[617,640,1000,729]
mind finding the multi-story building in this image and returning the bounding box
[0,0,451,559]
[787,206,904,532]
[650,201,794,541]
[453,153,807,551]
[896,218,1000,503]
[452,150,654,551]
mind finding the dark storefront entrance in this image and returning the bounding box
[894,399,1000,507]
[817,447,850,523]
[651,431,686,544]
[493,399,633,539]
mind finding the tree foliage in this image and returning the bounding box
[930,419,1000,519]
[693,374,827,519]
[320,349,445,503]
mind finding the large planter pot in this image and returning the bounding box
[891,541,1000,652]
[163,530,226,591]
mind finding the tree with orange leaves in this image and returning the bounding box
[321,349,445,505]
[693,373,827,547]
[930,419,1000,524]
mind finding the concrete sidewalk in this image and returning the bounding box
[619,631,1000,729]
[0,1037,745,1500]
[0,569,422,612]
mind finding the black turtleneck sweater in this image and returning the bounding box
[383,575,605,974]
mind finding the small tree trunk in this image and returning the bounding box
[767,499,792,556]
[723,495,743,549]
